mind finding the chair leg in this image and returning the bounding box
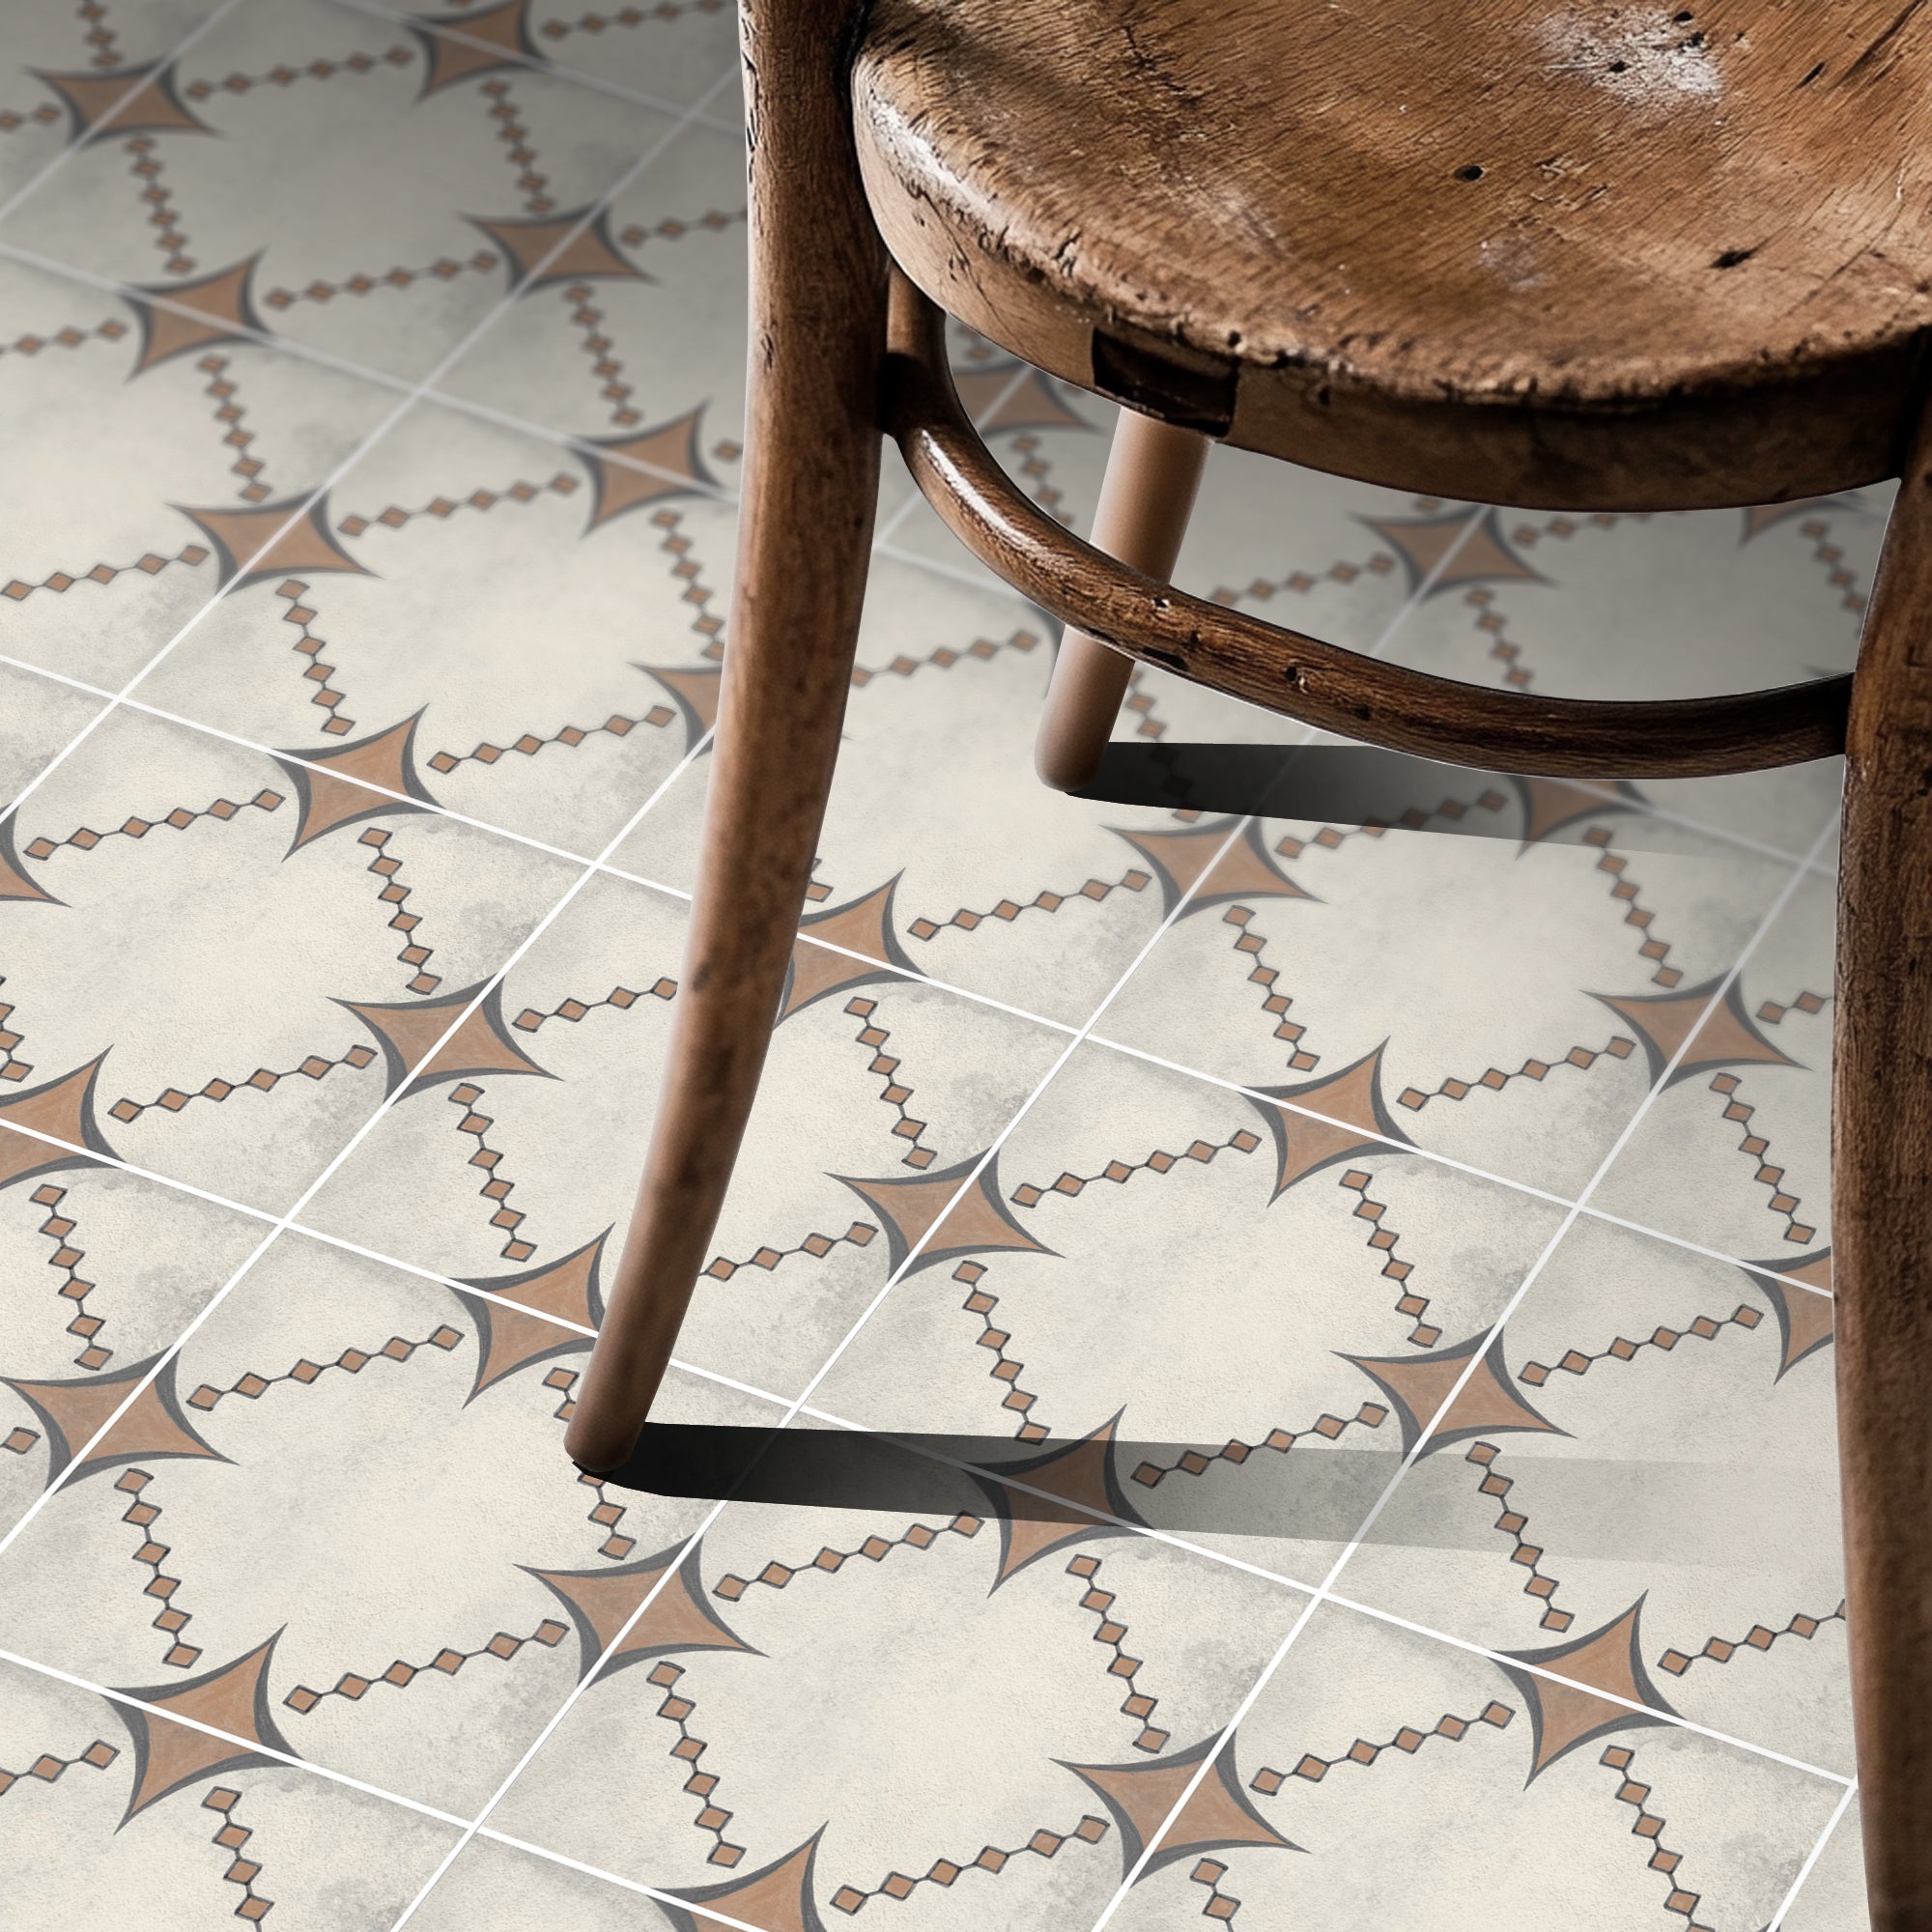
[563,0,886,1476]
[1833,410,1932,1930]
[1034,409,1210,791]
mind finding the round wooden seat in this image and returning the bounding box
[853,0,1932,508]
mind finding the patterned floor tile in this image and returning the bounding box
[1103,1601,1843,1932]
[0,249,401,685]
[1376,490,1879,861]
[377,0,740,114]
[1341,1213,1847,1778]
[0,702,579,1214]
[1096,783,1797,1204]
[488,1479,1304,1927]
[412,1833,681,1930]
[303,866,1069,1399]
[810,1038,1569,1588]
[1,0,223,213]
[0,1230,781,1814]
[1594,868,1833,1269]
[139,390,732,852]
[2,0,675,383]
[1783,1803,1867,1932]
[0,1652,462,1929]
[439,113,748,456]
[618,554,1251,1028]
[0,661,105,805]
[1,1160,263,1537]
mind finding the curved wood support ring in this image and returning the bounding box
[882,271,1849,781]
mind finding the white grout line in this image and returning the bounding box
[1768,1780,1858,1930]
[1086,808,1841,1930]
[469,1829,772,1931]
[0,0,251,227]
[0,703,720,1577]
[0,1644,474,1829]
[0,60,740,838]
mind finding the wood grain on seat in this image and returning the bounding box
[854,0,1932,507]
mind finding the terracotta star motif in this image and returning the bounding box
[954,365,1091,435]
[1250,1044,1411,1197]
[338,980,553,1097]
[582,408,717,532]
[1065,1732,1295,1877]
[1118,821,1310,921]
[837,1151,1053,1277]
[33,60,213,144]
[410,0,545,96]
[1343,1331,1565,1458]
[273,714,436,853]
[1363,506,1544,598]
[469,205,640,294]
[173,494,370,591]
[1497,1599,1676,1781]
[662,1833,829,1932]
[641,663,722,740]
[1594,976,1800,1088]
[3,1354,225,1488]
[1742,1249,1834,1378]
[1741,498,1860,543]
[127,256,268,377]
[458,1232,608,1399]
[0,1056,119,1193]
[1510,775,1641,848]
[967,1414,1148,1589]
[111,1634,296,1823]
[527,1541,759,1684]
[781,878,917,1022]
[0,815,61,906]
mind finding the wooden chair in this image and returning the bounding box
[564,3,1932,1916]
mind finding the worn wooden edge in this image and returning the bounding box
[880,271,1849,780]
[853,76,1921,513]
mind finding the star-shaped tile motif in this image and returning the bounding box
[0,815,61,906]
[1741,498,1861,543]
[641,663,722,739]
[954,366,1092,435]
[1742,1249,1833,1378]
[528,1541,759,1683]
[1594,976,1800,1088]
[1249,1045,1411,1197]
[661,1833,829,1932]
[33,59,213,144]
[339,980,553,1097]
[582,408,717,531]
[0,1056,119,1193]
[3,1355,226,1487]
[1496,1599,1676,1781]
[111,1634,295,1822]
[410,0,546,97]
[127,256,269,376]
[838,1151,1052,1277]
[272,714,436,853]
[780,879,917,1023]
[1510,775,1642,848]
[1065,1732,1295,1877]
[469,206,641,295]
[174,494,370,591]
[968,1415,1148,1588]
[1364,506,1545,599]
[458,1232,608,1398]
[1343,1331,1565,1458]
[1119,821,1309,921]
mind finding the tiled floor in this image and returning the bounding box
[0,2,1883,1927]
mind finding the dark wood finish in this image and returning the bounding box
[563,0,885,1475]
[886,272,1850,779]
[855,0,1932,509]
[1036,410,1209,791]
[1835,391,1932,1932]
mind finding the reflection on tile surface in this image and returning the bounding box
[0,8,1866,1921]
